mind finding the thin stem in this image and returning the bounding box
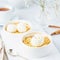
[40,0,45,11]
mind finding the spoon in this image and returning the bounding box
[8,49,29,60]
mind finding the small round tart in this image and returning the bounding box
[4,20,31,33]
[23,32,51,47]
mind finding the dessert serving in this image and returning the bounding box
[23,32,50,47]
[1,20,31,53]
[5,20,30,33]
[19,32,53,58]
